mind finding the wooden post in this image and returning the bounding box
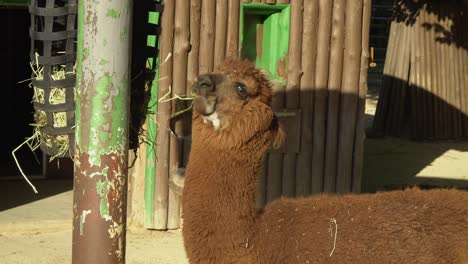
[372,18,397,135]
[226,0,240,58]
[154,0,175,230]
[431,1,440,137]
[336,0,362,193]
[72,0,132,261]
[297,0,318,196]
[311,0,332,194]
[187,0,201,90]
[127,136,147,229]
[421,7,434,139]
[323,0,345,193]
[352,0,371,193]
[168,0,190,230]
[385,20,404,135]
[214,0,228,69]
[199,0,216,73]
[409,20,419,139]
[440,7,450,139]
[459,4,468,135]
[282,0,302,197]
[394,23,411,137]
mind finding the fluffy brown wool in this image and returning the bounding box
[181,59,468,264]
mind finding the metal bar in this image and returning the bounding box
[72,0,132,262]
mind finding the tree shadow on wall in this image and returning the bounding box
[392,0,467,51]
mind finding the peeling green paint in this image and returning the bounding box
[96,178,110,219]
[106,8,120,18]
[75,0,85,146]
[100,59,108,65]
[120,27,128,41]
[73,0,131,261]
[83,47,90,60]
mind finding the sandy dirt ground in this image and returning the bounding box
[0,228,187,264]
[1,90,467,264]
[0,184,188,264]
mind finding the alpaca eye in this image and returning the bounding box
[235,82,248,99]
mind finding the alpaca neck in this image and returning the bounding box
[182,143,265,260]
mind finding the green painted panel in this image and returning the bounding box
[144,10,161,227]
[240,3,290,86]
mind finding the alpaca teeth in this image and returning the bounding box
[203,112,221,130]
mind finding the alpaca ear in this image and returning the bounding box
[272,115,286,150]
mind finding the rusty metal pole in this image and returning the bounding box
[72,0,132,263]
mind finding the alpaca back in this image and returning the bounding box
[253,188,468,264]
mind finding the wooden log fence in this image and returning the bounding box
[372,0,468,140]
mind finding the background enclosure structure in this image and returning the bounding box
[372,0,468,140]
[128,0,371,230]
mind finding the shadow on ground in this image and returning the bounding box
[0,179,73,212]
[363,74,468,193]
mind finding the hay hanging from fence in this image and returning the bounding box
[29,53,75,160]
[12,53,75,193]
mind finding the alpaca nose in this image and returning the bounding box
[192,74,215,96]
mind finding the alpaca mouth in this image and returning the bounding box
[193,96,221,129]
[202,111,221,129]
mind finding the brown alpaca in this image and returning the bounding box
[181,59,468,264]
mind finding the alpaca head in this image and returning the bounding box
[191,58,284,149]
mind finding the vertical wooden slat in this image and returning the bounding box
[127,142,147,228]
[297,0,318,196]
[428,7,441,139]
[390,21,409,136]
[214,0,228,69]
[414,10,424,140]
[460,3,468,135]
[183,0,201,167]
[281,0,302,198]
[448,3,462,138]
[323,0,345,193]
[409,20,419,139]
[265,0,286,202]
[372,18,397,134]
[352,0,371,193]
[385,21,402,135]
[154,0,175,230]
[277,0,289,3]
[268,88,284,201]
[418,6,429,140]
[199,0,216,73]
[421,7,434,139]
[187,0,201,91]
[168,0,190,230]
[440,6,451,139]
[226,0,240,58]
[311,0,332,194]
[336,0,362,193]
